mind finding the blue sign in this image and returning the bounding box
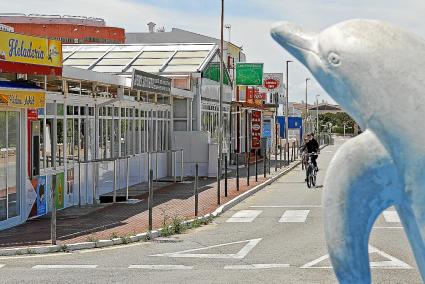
[263,120,272,148]
[36,176,47,216]
[277,116,303,139]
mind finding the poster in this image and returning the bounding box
[36,176,47,216]
[55,172,64,209]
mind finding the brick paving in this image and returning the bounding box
[0,156,298,248]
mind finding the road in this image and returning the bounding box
[0,137,422,284]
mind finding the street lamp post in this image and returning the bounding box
[316,94,320,136]
[305,78,310,138]
[217,0,224,205]
[285,60,292,165]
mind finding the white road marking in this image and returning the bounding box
[151,238,262,259]
[383,211,401,223]
[279,210,310,223]
[301,245,412,269]
[373,227,403,229]
[0,252,70,260]
[0,264,4,269]
[250,205,321,208]
[225,264,290,270]
[129,265,193,270]
[32,265,98,269]
[226,210,262,223]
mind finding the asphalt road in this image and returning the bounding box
[0,137,422,284]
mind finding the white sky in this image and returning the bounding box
[1,0,425,104]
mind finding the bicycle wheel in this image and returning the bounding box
[311,169,316,187]
[306,166,313,188]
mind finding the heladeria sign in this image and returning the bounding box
[131,69,172,95]
[0,30,62,76]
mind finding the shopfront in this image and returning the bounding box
[0,30,62,230]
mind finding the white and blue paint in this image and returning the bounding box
[271,19,425,283]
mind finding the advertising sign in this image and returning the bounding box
[0,89,45,108]
[236,63,264,86]
[251,110,262,149]
[36,175,47,216]
[0,30,62,75]
[55,172,64,209]
[262,73,285,104]
[131,69,172,95]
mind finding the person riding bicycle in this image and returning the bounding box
[304,133,320,171]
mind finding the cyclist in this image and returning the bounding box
[305,133,320,171]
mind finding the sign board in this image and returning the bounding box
[0,89,45,108]
[236,63,263,86]
[262,73,284,104]
[0,30,62,75]
[55,172,64,209]
[131,69,171,95]
[202,62,230,85]
[251,110,262,149]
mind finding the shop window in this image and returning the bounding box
[46,103,55,116]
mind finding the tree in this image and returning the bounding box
[318,112,357,134]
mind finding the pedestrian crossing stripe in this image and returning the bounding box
[383,211,401,223]
[279,210,310,223]
[226,210,262,223]
[300,245,412,269]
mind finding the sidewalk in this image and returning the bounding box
[0,156,299,249]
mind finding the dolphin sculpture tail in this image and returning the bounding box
[323,131,403,283]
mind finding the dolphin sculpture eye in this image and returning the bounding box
[328,52,341,66]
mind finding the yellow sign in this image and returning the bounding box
[0,89,45,108]
[0,30,62,67]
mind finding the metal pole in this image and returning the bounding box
[285,60,292,167]
[305,78,310,139]
[126,156,130,201]
[255,149,258,182]
[195,163,199,217]
[224,154,228,197]
[263,147,267,178]
[236,153,239,191]
[316,94,320,136]
[173,151,176,183]
[180,149,184,182]
[51,174,57,245]
[113,159,117,204]
[268,145,271,174]
[78,161,81,206]
[155,151,158,182]
[247,153,250,186]
[93,161,97,204]
[275,94,278,172]
[279,143,282,168]
[148,169,153,231]
[217,0,224,206]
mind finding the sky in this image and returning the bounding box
[2,0,425,104]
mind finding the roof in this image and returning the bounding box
[62,43,218,75]
[308,103,342,111]
[126,28,242,50]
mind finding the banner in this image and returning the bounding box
[0,89,45,108]
[236,63,264,86]
[0,30,62,68]
[131,69,171,95]
[55,172,64,209]
[251,110,262,149]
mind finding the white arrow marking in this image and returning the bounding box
[151,238,262,259]
[0,264,4,269]
[301,245,412,269]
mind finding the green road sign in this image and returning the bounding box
[236,63,264,86]
[202,62,230,85]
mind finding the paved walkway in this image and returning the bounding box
[0,154,298,248]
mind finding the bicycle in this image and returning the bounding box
[304,152,317,188]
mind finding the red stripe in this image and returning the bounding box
[0,61,62,76]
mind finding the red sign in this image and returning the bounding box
[251,110,262,149]
[264,78,279,90]
[27,109,38,120]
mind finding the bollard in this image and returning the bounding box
[78,161,81,207]
[93,161,97,205]
[236,153,240,191]
[195,163,199,217]
[275,143,278,172]
[279,144,283,168]
[51,174,57,245]
[247,153,250,186]
[268,148,271,175]
[180,149,184,182]
[126,156,130,202]
[155,152,158,182]
[148,169,153,231]
[113,159,117,204]
[255,149,258,182]
[224,154,228,197]
[263,148,267,178]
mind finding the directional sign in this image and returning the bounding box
[151,238,262,259]
[300,245,412,269]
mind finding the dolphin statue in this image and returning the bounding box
[271,19,425,283]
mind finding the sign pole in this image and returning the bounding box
[217,0,224,205]
[285,61,292,165]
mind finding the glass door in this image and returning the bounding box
[0,110,20,222]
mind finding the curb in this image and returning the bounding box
[0,157,307,257]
